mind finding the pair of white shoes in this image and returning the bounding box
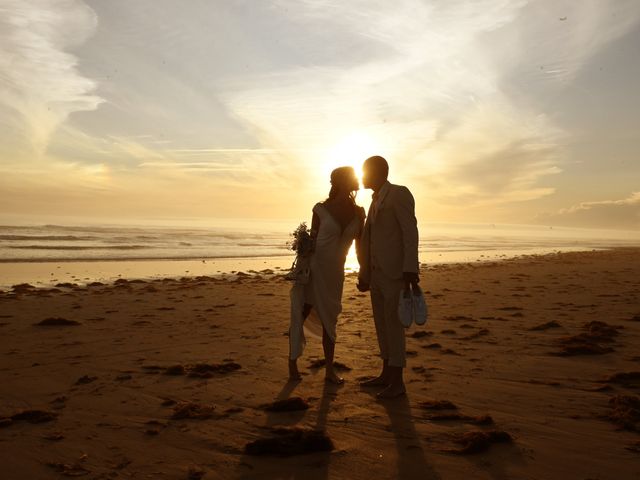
[398,283,428,328]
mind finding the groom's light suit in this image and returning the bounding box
[358,181,419,368]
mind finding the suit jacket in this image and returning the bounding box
[357,182,419,283]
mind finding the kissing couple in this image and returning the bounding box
[288,155,420,399]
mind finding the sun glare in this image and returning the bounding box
[324,131,382,182]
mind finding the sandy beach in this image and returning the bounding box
[1,248,639,479]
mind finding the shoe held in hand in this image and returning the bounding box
[412,284,428,326]
[398,287,413,328]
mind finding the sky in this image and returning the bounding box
[0,0,639,230]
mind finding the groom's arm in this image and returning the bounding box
[356,207,370,291]
[392,186,419,277]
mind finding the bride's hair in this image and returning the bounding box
[328,166,358,204]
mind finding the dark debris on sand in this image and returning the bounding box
[245,427,333,456]
[74,375,97,385]
[186,362,241,377]
[11,283,36,294]
[554,321,622,356]
[441,348,461,356]
[1,409,58,427]
[307,359,352,371]
[34,317,81,327]
[584,321,624,336]
[446,430,513,454]
[410,331,433,338]
[606,395,640,431]
[171,402,224,420]
[144,361,241,378]
[419,400,458,410]
[164,365,186,375]
[42,432,64,441]
[187,465,206,479]
[426,413,494,425]
[460,328,490,340]
[261,397,310,412]
[529,320,561,331]
[47,461,90,477]
[601,371,640,388]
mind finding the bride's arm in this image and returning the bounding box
[354,206,366,261]
[310,210,320,252]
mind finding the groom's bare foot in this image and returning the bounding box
[325,371,344,385]
[360,375,389,387]
[376,383,406,399]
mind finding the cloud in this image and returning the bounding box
[2,0,639,223]
[0,0,103,158]
[221,0,640,209]
[535,192,640,230]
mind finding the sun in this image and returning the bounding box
[323,131,382,182]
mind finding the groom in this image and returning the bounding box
[357,155,420,399]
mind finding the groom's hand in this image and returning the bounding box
[403,272,419,287]
[356,278,370,292]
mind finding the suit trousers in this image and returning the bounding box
[370,267,406,368]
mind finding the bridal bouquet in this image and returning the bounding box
[287,222,313,255]
[285,222,313,283]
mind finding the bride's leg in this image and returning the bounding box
[322,327,343,384]
[288,304,312,381]
[288,358,301,381]
[288,324,301,381]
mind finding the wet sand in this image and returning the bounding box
[0,248,639,479]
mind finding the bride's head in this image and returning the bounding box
[328,166,359,203]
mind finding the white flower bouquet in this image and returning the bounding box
[285,222,314,283]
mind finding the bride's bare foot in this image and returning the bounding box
[360,375,389,387]
[288,360,301,382]
[325,371,344,385]
[376,383,406,399]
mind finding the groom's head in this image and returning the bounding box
[362,155,389,191]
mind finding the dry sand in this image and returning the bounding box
[0,248,639,479]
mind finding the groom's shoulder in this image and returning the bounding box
[388,183,414,199]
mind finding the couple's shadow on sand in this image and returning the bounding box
[236,379,439,480]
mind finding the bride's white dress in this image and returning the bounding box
[289,202,363,360]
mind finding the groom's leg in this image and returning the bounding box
[375,273,406,397]
[370,276,388,362]
[383,277,406,370]
[358,274,392,386]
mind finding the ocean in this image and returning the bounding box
[0,222,638,288]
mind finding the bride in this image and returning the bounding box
[288,166,365,384]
